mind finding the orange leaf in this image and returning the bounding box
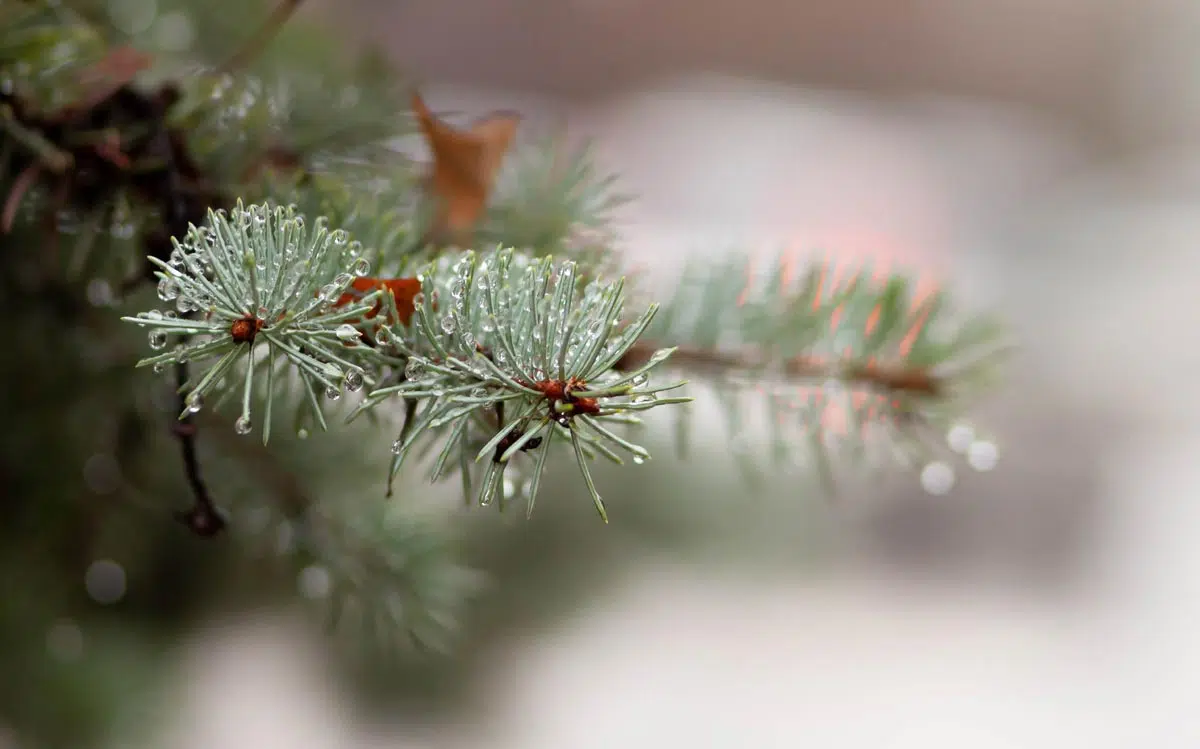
[335,276,423,326]
[412,92,520,244]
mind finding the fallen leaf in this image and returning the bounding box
[412,92,520,244]
[335,276,423,326]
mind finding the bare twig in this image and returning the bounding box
[172,359,227,537]
[615,341,941,397]
[1,163,38,233]
[218,0,306,74]
[201,413,310,522]
[0,104,73,172]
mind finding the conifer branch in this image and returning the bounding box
[635,253,1012,486]
[616,342,942,397]
[1,0,1014,693]
[355,248,690,517]
[122,201,388,437]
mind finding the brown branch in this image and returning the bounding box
[172,360,227,537]
[0,104,73,172]
[614,341,942,397]
[200,413,311,522]
[1,163,39,233]
[218,0,306,74]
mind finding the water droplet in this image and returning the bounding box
[440,315,457,335]
[412,292,425,307]
[375,326,393,346]
[351,257,370,277]
[391,439,403,455]
[146,310,163,321]
[84,559,126,604]
[946,423,974,453]
[234,416,252,435]
[335,323,360,341]
[333,272,353,288]
[920,461,955,495]
[157,278,178,301]
[471,387,488,398]
[404,358,424,379]
[503,478,516,499]
[88,278,115,306]
[83,453,121,494]
[152,362,166,374]
[482,317,496,332]
[631,373,649,387]
[46,619,83,662]
[330,229,348,246]
[633,455,645,465]
[967,441,999,472]
[297,428,309,440]
[185,391,203,413]
[632,394,656,405]
[298,565,331,599]
[148,330,168,350]
[343,369,364,392]
[325,385,341,401]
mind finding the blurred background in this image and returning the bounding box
[18,0,1200,746]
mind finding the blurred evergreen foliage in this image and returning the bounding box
[0,1,1010,746]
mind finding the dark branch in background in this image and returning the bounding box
[2,3,318,537]
[218,0,307,74]
[172,359,226,537]
[614,340,942,397]
[158,94,227,537]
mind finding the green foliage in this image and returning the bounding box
[640,252,1012,488]
[0,0,1013,746]
[360,248,688,517]
[121,202,389,433]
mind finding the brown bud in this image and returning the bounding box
[230,315,263,344]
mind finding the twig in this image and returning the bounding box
[0,104,72,172]
[74,46,152,113]
[615,341,942,397]
[1,162,38,233]
[172,358,226,537]
[201,413,310,522]
[218,0,306,74]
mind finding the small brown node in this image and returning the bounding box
[230,315,264,344]
[531,377,602,423]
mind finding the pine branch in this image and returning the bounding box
[122,201,389,436]
[354,248,690,518]
[631,252,1012,488]
[2,0,1016,694]
[616,341,942,397]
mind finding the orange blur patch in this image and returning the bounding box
[412,92,521,244]
[335,276,423,326]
